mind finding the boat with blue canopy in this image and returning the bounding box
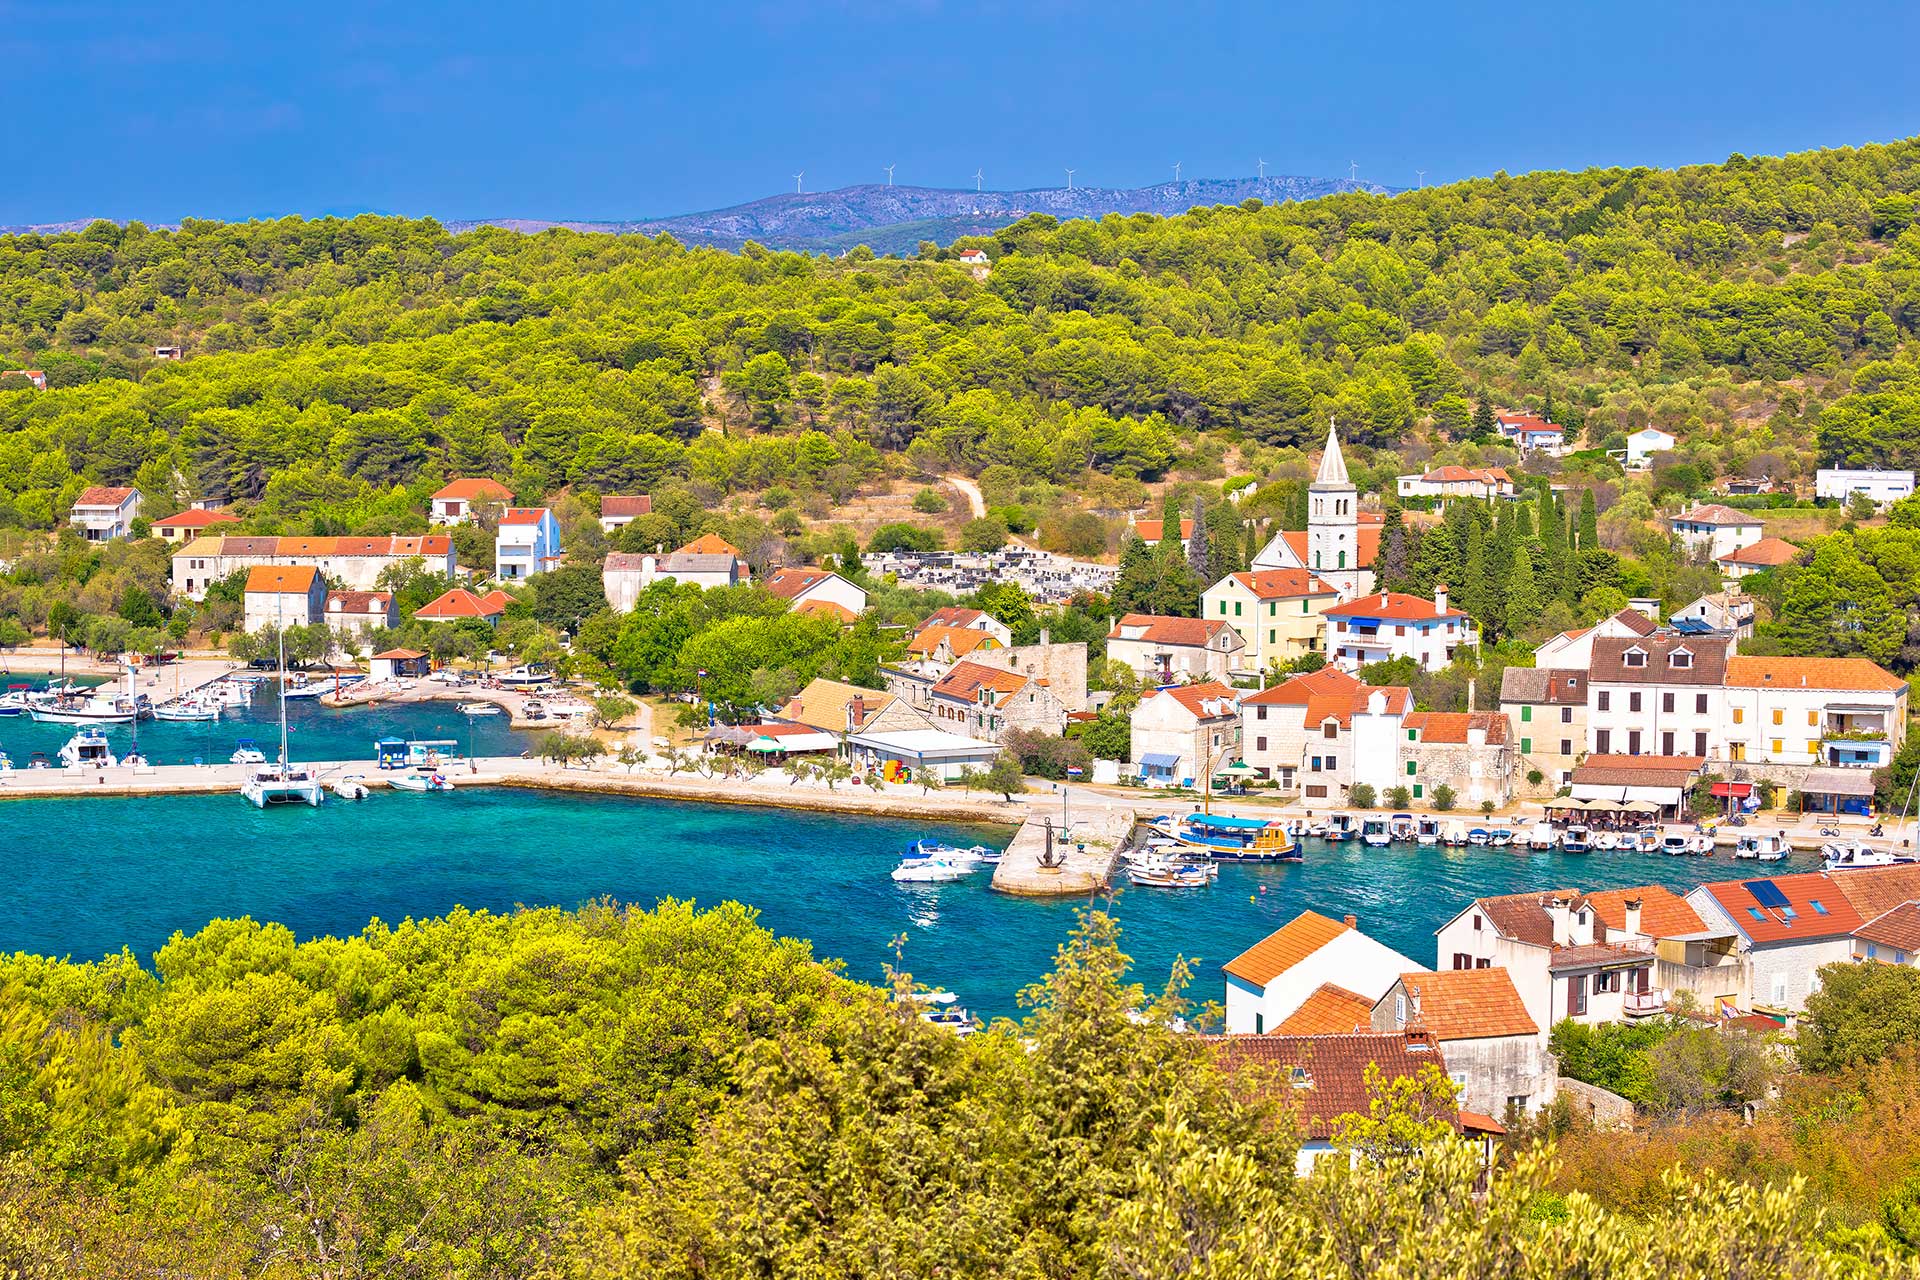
[1147,812,1299,862]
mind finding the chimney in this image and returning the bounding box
[1434,583,1449,613]
[1039,626,1051,647]
[1344,913,1358,929]
[1408,985,1423,1022]
[1623,897,1643,940]
[1467,678,1476,712]
[1547,896,1573,947]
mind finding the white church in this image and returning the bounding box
[1251,420,1382,601]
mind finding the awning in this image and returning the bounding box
[1709,782,1752,798]
[1802,767,1876,798]
[1139,753,1180,770]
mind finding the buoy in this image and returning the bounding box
[1249,896,1257,904]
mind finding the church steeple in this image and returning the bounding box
[1314,416,1350,488]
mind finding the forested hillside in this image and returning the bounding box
[2,137,1919,547]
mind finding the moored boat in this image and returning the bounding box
[1152,812,1298,861]
[57,727,117,769]
[1822,841,1908,871]
[1125,854,1213,888]
[1441,820,1469,847]
[1660,831,1691,856]
[230,740,267,765]
[1361,817,1392,848]
[891,857,970,883]
[1734,832,1792,862]
[1389,812,1417,842]
[1487,828,1515,848]
[1525,821,1558,850]
[1466,827,1490,847]
[1415,816,1442,846]
[1561,823,1592,853]
[1324,813,1359,842]
[329,774,371,800]
[1633,827,1662,855]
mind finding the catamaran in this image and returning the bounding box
[239,598,323,808]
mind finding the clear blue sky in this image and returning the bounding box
[3,0,1917,224]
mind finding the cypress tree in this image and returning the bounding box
[1578,489,1599,550]
[1187,496,1211,582]
[1113,535,1158,615]
[1504,544,1542,639]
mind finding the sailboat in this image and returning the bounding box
[239,600,323,808]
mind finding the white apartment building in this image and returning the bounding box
[495,507,563,581]
[1435,891,1661,1036]
[1199,568,1339,674]
[1586,634,1732,759]
[1669,504,1764,561]
[172,534,457,601]
[1720,656,1908,772]
[68,485,142,541]
[1322,586,1476,672]
[1816,467,1915,507]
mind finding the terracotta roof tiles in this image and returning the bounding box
[1210,1031,1451,1140]
[1276,983,1375,1035]
[1855,902,1920,954]
[1397,968,1538,1041]
[1223,910,1350,986]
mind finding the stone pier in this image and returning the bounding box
[990,802,1137,897]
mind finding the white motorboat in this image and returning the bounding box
[905,990,978,1036]
[1660,831,1691,856]
[1685,832,1716,856]
[1562,823,1592,854]
[329,774,371,800]
[58,727,117,769]
[1441,820,1469,847]
[1823,841,1908,871]
[1595,831,1622,852]
[1389,813,1418,842]
[230,740,267,765]
[1633,827,1662,855]
[1361,817,1392,848]
[1324,813,1359,842]
[459,702,502,716]
[153,700,220,722]
[498,665,553,689]
[1415,816,1442,846]
[905,839,1001,865]
[1525,821,1558,850]
[1734,832,1792,862]
[390,769,455,793]
[1487,828,1516,848]
[30,670,147,724]
[1126,854,1213,888]
[891,858,971,883]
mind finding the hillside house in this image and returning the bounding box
[1395,465,1516,504]
[919,606,1013,645]
[1816,468,1915,507]
[1106,614,1245,685]
[68,486,141,541]
[1200,569,1339,674]
[413,587,511,625]
[323,590,397,635]
[597,494,652,533]
[1671,589,1756,638]
[429,478,512,526]
[1669,504,1764,561]
[1222,910,1426,1035]
[1532,607,1658,669]
[764,566,868,622]
[1495,411,1568,457]
[152,508,239,543]
[1369,968,1553,1117]
[495,507,563,581]
[1322,586,1476,672]
[1715,537,1800,581]
[1622,427,1676,468]
[172,535,456,600]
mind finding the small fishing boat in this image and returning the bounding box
[230,740,267,765]
[1561,823,1592,854]
[1685,832,1715,856]
[891,858,970,883]
[459,702,502,716]
[1441,819,1469,847]
[1594,831,1622,852]
[1151,813,1298,861]
[58,727,117,769]
[1660,831,1691,857]
[1633,827,1662,855]
[1324,813,1359,842]
[498,665,553,689]
[153,699,220,722]
[329,774,371,800]
[1415,816,1442,846]
[390,769,455,793]
[1466,827,1490,847]
[1487,828,1516,848]
[27,751,49,769]
[1525,821,1558,850]
[1125,854,1213,888]
[1389,812,1418,842]
[1361,817,1392,848]
[1734,832,1792,863]
[1822,841,1907,871]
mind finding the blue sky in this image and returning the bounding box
[2,1,1916,224]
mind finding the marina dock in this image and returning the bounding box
[990,802,1136,897]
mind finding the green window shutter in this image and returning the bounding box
[1406,728,1416,741]
[1234,601,1242,617]
[1219,600,1227,615]
[1520,705,1532,722]
[1406,761,1417,776]
[1521,737,1532,754]
[1412,784,1423,798]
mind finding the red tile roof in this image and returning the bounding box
[1277,983,1376,1035]
[599,494,652,518]
[1210,1031,1450,1140]
[1716,536,1800,567]
[1404,711,1509,745]
[1108,613,1239,648]
[155,508,239,529]
[1724,656,1907,693]
[325,590,393,614]
[1223,569,1339,599]
[1397,968,1538,1041]
[1855,902,1920,954]
[1570,754,1706,788]
[1696,873,1862,945]
[1464,890,1582,948]
[679,533,741,556]
[1583,885,1710,941]
[906,624,998,657]
[370,648,426,660]
[414,588,511,620]
[1146,680,1240,722]
[244,564,320,593]
[1417,465,1513,485]
[1673,503,1762,527]
[1241,666,1362,706]
[1223,910,1351,986]
[923,606,988,629]
[765,566,839,600]
[1826,865,1920,922]
[932,660,1033,700]
[795,599,859,623]
[1323,591,1465,623]
[431,478,512,503]
[196,535,451,557]
[1271,527,1383,569]
[74,485,137,508]
[1131,518,1194,542]
[498,507,550,526]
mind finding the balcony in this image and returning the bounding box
[1623,990,1667,1018]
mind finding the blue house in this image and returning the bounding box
[495,507,563,581]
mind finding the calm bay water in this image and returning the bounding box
[0,780,1815,1020]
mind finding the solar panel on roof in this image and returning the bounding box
[1744,879,1790,909]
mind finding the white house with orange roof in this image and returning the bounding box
[323,590,398,636]
[927,659,1069,741]
[919,605,1012,646]
[1494,410,1568,457]
[494,507,562,581]
[151,507,240,543]
[764,566,867,622]
[1105,614,1245,685]
[1531,606,1658,668]
[1238,668,1411,799]
[1715,536,1800,580]
[429,478,512,526]
[1720,655,1908,777]
[1129,680,1241,785]
[1199,568,1340,673]
[68,485,142,541]
[1129,516,1193,552]
[1321,585,1476,672]
[1669,503,1764,560]
[1222,910,1426,1035]
[1395,465,1517,504]
[1435,890,1663,1035]
[171,534,456,599]
[242,565,326,632]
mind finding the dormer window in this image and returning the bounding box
[1623,647,1647,669]
[1670,648,1693,669]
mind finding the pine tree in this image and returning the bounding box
[1187,496,1210,581]
[1112,535,1158,615]
[1471,398,1497,442]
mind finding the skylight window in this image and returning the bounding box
[1810,900,1828,915]
[1747,907,1765,922]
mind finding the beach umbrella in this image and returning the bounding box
[1216,761,1259,777]
[745,738,785,753]
[1623,799,1661,813]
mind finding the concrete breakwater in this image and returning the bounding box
[990,803,1136,896]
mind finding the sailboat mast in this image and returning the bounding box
[277,595,289,767]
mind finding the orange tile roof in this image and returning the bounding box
[1724,656,1907,693]
[1223,910,1351,986]
[795,599,858,623]
[1210,1031,1450,1140]
[765,566,837,599]
[1276,983,1375,1034]
[923,606,987,629]
[1404,711,1509,745]
[74,485,137,507]
[1418,465,1513,485]
[1323,591,1465,622]
[1855,902,1920,954]
[1148,680,1240,721]
[414,587,510,620]
[498,507,550,526]
[1224,569,1339,599]
[1108,613,1239,648]
[1696,873,1862,946]
[370,648,426,660]
[1583,885,1709,941]
[906,624,998,657]
[679,533,741,556]
[1241,666,1362,706]
[1716,536,1800,567]
[155,508,239,528]
[600,494,652,517]
[1398,968,1538,1041]
[244,564,319,593]
[933,660,1033,700]
[1272,527,1382,569]
[431,478,512,502]
[1827,865,1920,922]
[1131,518,1194,542]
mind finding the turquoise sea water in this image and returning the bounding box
[0,780,1820,1020]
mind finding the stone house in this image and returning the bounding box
[1686,873,1863,1012]
[1130,681,1241,785]
[1500,667,1588,791]
[1105,614,1245,685]
[1369,968,1554,1118]
[927,660,1070,741]
[1400,710,1514,808]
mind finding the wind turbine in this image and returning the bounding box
[1257,157,1267,179]
[1172,161,1182,183]
[974,168,984,192]
[884,164,895,187]
[1416,169,1427,188]
[1348,161,1359,182]
[792,171,804,194]
[1064,167,1075,190]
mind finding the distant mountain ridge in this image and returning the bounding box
[0,174,1400,251]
